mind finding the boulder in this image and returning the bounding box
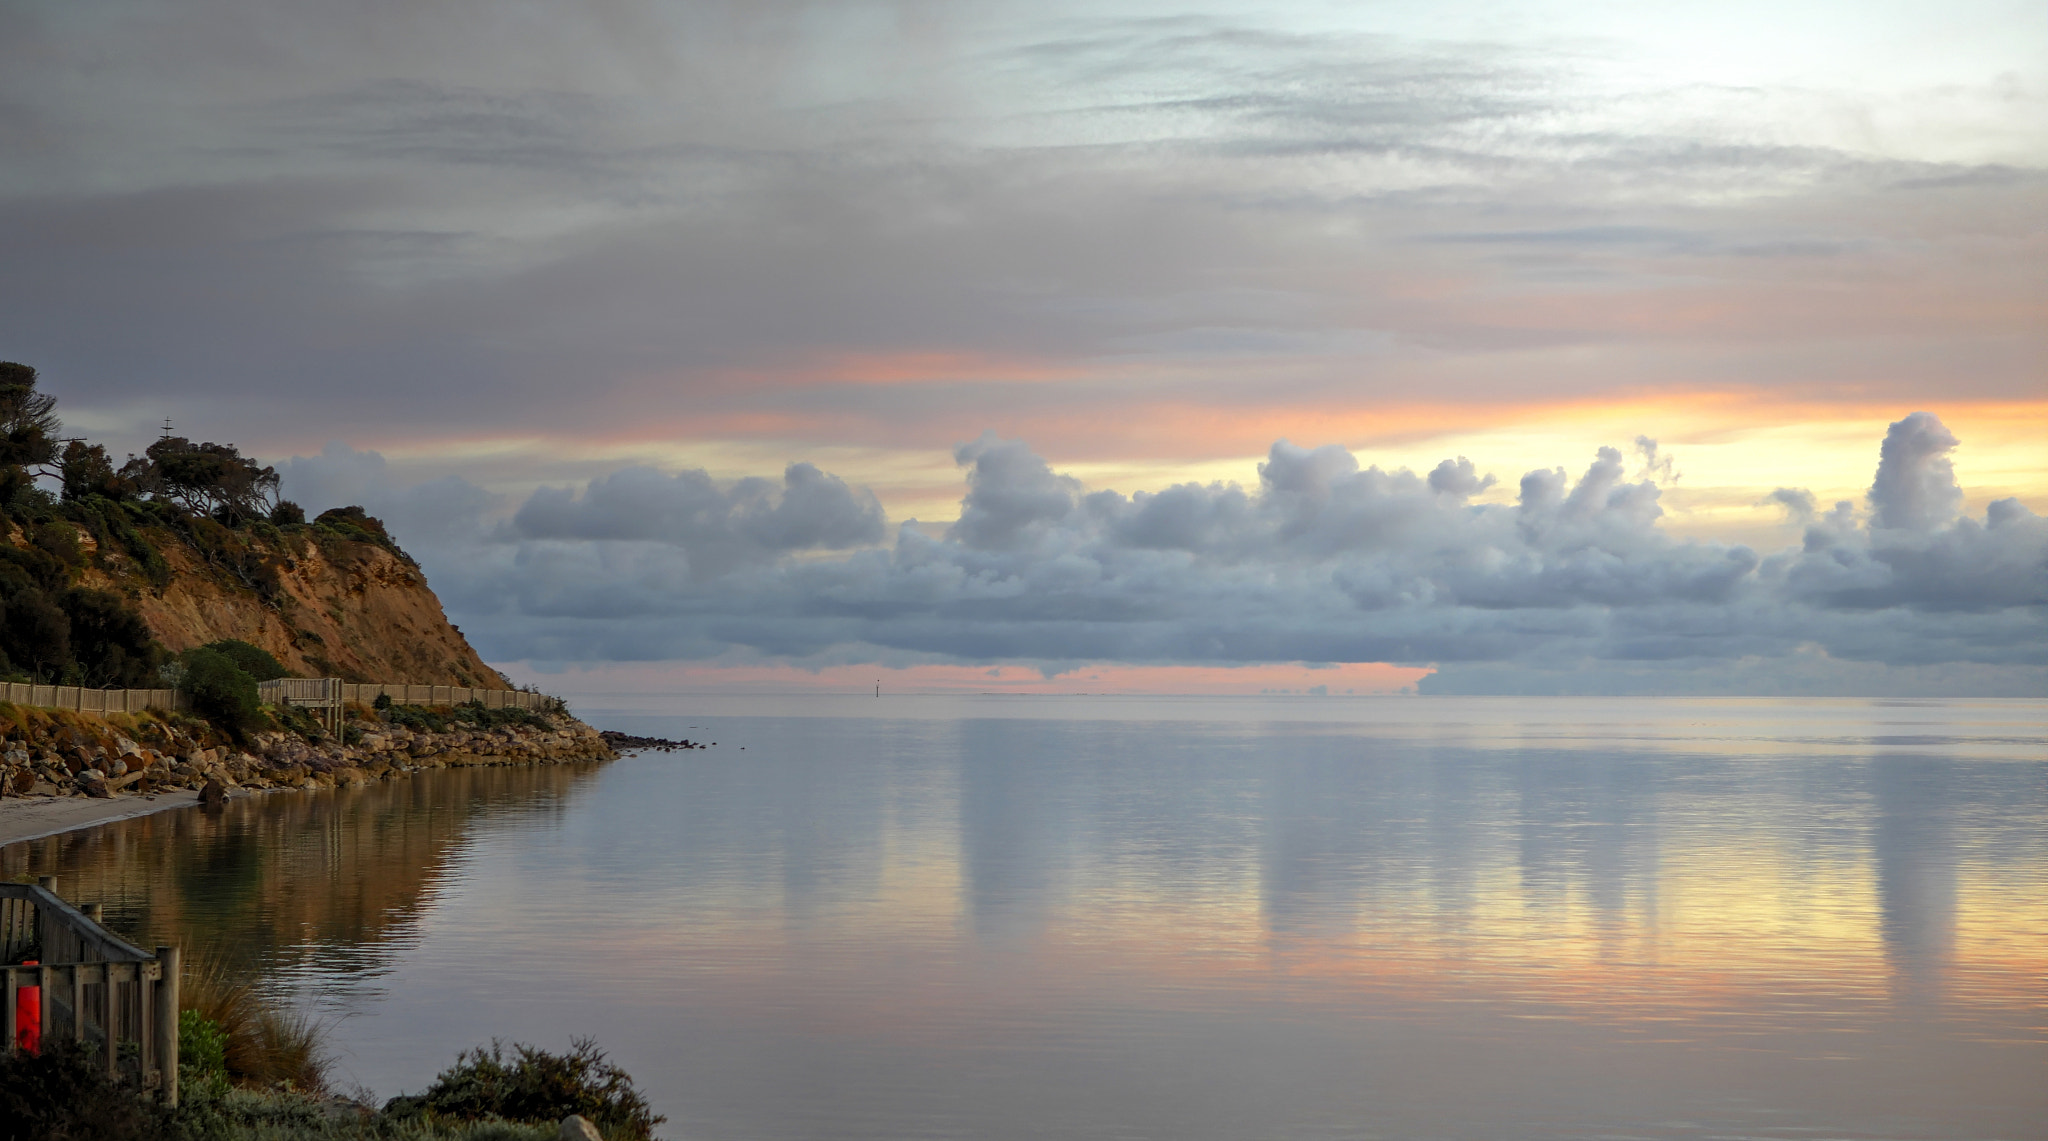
[559,1116,603,1141]
[199,778,228,806]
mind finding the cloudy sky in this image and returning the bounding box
[3,0,2043,694]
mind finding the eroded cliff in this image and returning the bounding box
[107,526,499,686]
[21,506,500,687]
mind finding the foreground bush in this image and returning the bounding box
[0,1039,172,1141]
[385,1039,663,1141]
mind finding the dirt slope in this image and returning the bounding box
[71,522,501,687]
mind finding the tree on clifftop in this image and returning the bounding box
[123,436,282,524]
[0,361,61,504]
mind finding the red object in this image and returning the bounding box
[14,958,38,1054]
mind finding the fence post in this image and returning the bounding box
[154,946,179,1106]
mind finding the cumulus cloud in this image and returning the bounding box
[276,413,2046,694]
[1869,411,1963,532]
[511,462,884,578]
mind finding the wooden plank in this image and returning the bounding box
[139,959,154,1078]
[155,947,179,1106]
[4,967,16,1058]
[102,963,117,1078]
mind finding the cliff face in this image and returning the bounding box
[55,514,501,687]
[120,536,498,686]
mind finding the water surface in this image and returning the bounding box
[7,696,2046,1140]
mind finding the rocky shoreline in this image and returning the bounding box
[598,729,710,752]
[1,709,616,806]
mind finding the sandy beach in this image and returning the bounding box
[0,790,205,847]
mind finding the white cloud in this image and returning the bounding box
[278,413,2046,694]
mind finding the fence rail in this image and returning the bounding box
[0,683,186,714]
[1,879,179,1103]
[0,679,560,717]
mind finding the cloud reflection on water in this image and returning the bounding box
[5,698,2044,1138]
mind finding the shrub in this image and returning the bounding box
[180,1009,231,1099]
[386,1039,663,1141]
[202,638,292,682]
[179,647,262,739]
[0,1038,172,1141]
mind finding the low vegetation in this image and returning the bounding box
[384,1039,663,1140]
[373,696,559,735]
[3,966,656,1139]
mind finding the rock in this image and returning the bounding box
[82,776,111,799]
[115,736,142,758]
[108,757,129,778]
[198,778,228,806]
[558,1116,603,1141]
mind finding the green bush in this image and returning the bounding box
[181,1009,231,1099]
[385,1039,662,1141]
[180,647,262,739]
[202,639,292,682]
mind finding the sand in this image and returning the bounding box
[0,790,205,847]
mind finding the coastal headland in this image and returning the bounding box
[0,363,626,848]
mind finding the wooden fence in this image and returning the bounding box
[0,683,187,714]
[1,877,179,1104]
[0,679,561,717]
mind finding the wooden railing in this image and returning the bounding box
[0,682,186,714]
[1,877,179,1104]
[332,683,559,711]
[0,679,562,718]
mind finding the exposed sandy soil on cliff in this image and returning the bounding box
[80,529,501,686]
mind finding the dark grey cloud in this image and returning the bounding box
[4,3,2039,456]
[280,413,2046,694]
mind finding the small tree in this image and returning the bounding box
[59,440,130,501]
[179,647,262,738]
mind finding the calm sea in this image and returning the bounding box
[7,696,2046,1140]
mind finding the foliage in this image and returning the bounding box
[60,439,132,501]
[385,1038,662,1141]
[180,647,263,739]
[312,506,416,566]
[62,494,175,587]
[0,361,61,512]
[0,1038,174,1141]
[0,583,69,679]
[176,1086,558,1140]
[203,639,293,682]
[181,516,286,601]
[182,1010,233,1100]
[61,587,166,685]
[379,700,555,735]
[125,436,282,525]
[270,501,307,526]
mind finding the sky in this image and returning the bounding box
[2,0,2043,695]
